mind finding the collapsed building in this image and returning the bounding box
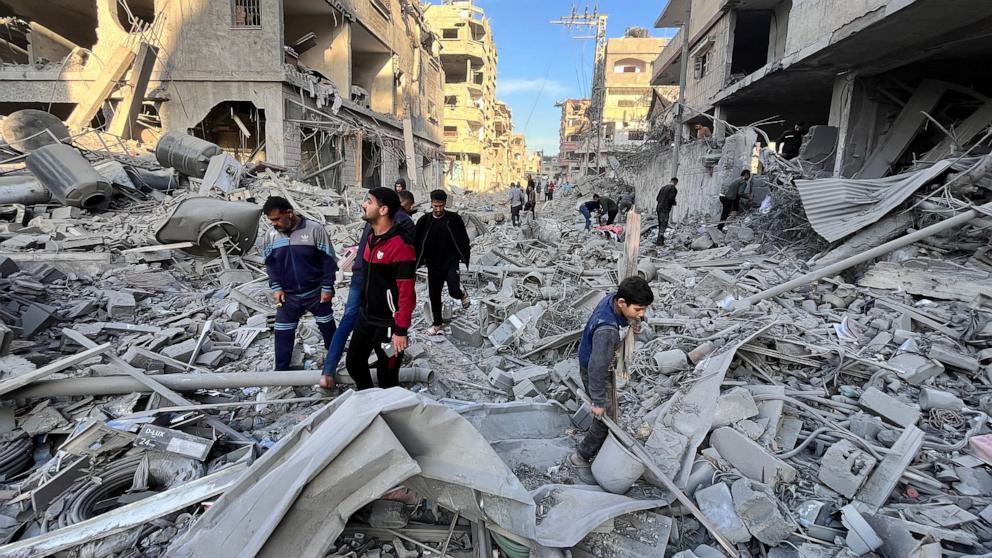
[0,0,447,191]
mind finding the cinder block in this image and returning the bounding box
[818,440,877,497]
[512,378,541,400]
[0,256,19,278]
[859,387,920,427]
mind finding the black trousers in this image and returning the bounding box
[656,208,671,243]
[345,316,403,390]
[577,366,616,461]
[605,209,618,225]
[718,196,737,230]
[427,263,463,327]
[510,205,521,226]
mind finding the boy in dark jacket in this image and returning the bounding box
[262,196,338,371]
[415,189,471,335]
[570,277,654,468]
[345,188,416,390]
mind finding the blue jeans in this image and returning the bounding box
[322,280,362,375]
[580,206,592,230]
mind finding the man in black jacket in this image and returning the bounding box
[655,177,678,245]
[415,189,472,335]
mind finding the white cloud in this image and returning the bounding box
[497,78,568,96]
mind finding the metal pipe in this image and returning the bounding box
[735,200,992,309]
[11,371,322,398]
[0,175,52,205]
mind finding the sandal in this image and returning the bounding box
[425,325,444,336]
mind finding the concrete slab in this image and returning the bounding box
[694,482,750,544]
[710,427,797,487]
[731,478,796,545]
[858,387,920,427]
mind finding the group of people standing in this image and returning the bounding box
[261,177,470,393]
[507,175,556,226]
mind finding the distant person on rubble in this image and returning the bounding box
[777,122,805,160]
[345,187,416,390]
[597,195,619,225]
[655,177,678,245]
[718,169,751,231]
[618,190,635,219]
[569,276,654,470]
[694,122,712,139]
[524,182,537,219]
[578,194,601,231]
[394,177,407,192]
[320,189,415,389]
[415,189,471,336]
[545,180,555,201]
[508,182,524,226]
[262,196,338,372]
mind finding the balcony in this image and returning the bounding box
[651,29,682,86]
[446,135,483,155]
[445,104,484,125]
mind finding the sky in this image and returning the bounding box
[475,0,676,155]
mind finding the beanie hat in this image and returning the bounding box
[369,187,400,217]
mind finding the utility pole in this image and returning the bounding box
[672,0,692,179]
[551,4,608,179]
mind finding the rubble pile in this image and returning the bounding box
[1,108,992,557]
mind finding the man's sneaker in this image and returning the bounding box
[461,294,471,309]
[425,325,444,336]
[568,452,591,468]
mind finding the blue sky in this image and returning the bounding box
[477,0,675,155]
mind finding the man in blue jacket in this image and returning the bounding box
[569,276,654,468]
[262,196,338,371]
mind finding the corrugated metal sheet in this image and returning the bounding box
[795,160,953,242]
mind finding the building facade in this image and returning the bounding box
[0,0,448,192]
[556,98,592,183]
[601,34,670,158]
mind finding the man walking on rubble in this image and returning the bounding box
[319,190,415,389]
[508,182,524,226]
[262,196,338,372]
[579,194,601,231]
[655,177,678,245]
[525,182,537,220]
[416,189,472,336]
[618,190,635,220]
[345,187,416,390]
[545,180,555,201]
[569,276,654,469]
[718,170,751,231]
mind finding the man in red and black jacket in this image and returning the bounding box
[345,187,416,390]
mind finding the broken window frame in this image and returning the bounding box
[692,37,716,80]
[370,0,391,20]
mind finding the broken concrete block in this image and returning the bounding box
[969,434,992,467]
[919,387,965,411]
[818,440,877,497]
[0,321,10,356]
[571,403,593,430]
[858,386,920,427]
[20,304,55,339]
[512,378,541,399]
[694,482,750,543]
[50,206,81,219]
[488,368,513,392]
[929,344,980,373]
[104,290,137,319]
[160,339,199,362]
[0,256,18,278]
[691,545,725,558]
[840,504,883,556]
[690,233,715,251]
[32,264,66,284]
[712,387,759,428]
[710,427,797,487]
[653,349,687,373]
[887,353,944,385]
[731,478,797,545]
[449,315,484,347]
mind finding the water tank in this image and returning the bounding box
[1,109,70,153]
[25,144,112,209]
[154,132,223,178]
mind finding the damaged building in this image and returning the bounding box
[0,0,446,191]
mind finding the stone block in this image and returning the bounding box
[859,387,920,427]
[512,378,541,399]
[104,290,136,319]
[571,402,593,430]
[0,256,20,278]
[20,304,54,339]
[887,353,945,385]
[732,478,797,545]
[160,338,198,362]
[694,482,750,543]
[929,344,980,373]
[488,368,513,392]
[51,206,81,219]
[653,349,687,373]
[818,440,877,497]
[710,427,797,487]
[449,315,484,347]
[712,387,759,428]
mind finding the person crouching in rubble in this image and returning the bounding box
[319,189,416,390]
[718,169,751,231]
[598,195,619,225]
[415,189,472,336]
[578,194,601,231]
[569,276,655,469]
[262,196,338,371]
[344,187,416,390]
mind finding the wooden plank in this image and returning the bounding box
[0,343,111,397]
[121,242,194,254]
[615,210,640,386]
[107,42,158,139]
[860,261,992,303]
[61,328,250,443]
[66,45,137,129]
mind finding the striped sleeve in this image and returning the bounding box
[392,239,417,335]
[311,224,338,294]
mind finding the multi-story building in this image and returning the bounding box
[651,0,992,178]
[0,0,447,192]
[489,100,514,185]
[601,33,670,157]
[556,98,591,183]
